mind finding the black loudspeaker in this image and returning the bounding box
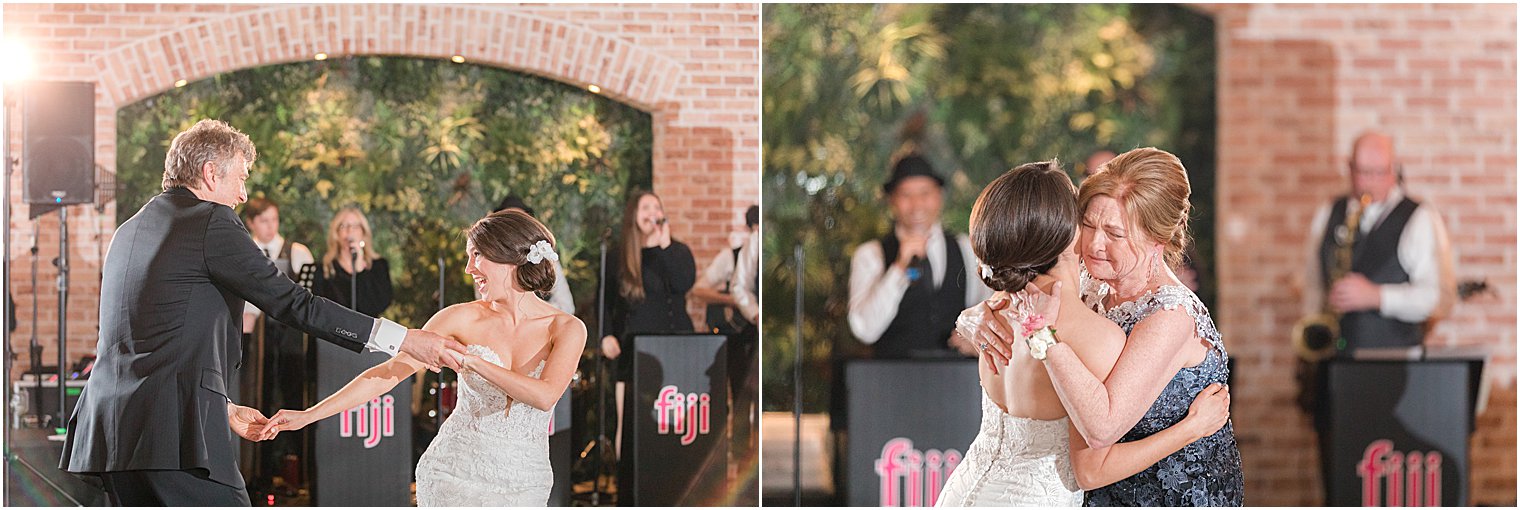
[23,81,95,205]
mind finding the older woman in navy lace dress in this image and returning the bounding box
[965,148,1244,506]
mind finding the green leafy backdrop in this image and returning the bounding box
[117,57,653,330]
[762,4,1216,412]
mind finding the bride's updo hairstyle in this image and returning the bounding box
[466,209,558,293]
[969,160,1078,292]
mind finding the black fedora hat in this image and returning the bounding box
[492,195,536,217]
[883,154,944,194]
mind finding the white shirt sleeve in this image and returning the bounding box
[290,242,315,278]
[366,317,407,356]
[847,241,911,345]
[548,258,575,314]
[957,234,993,307]
[246,242,318,317]
[1378,206,1443,322]
[698,247,736,291]
[731,232,760,323]
[1303,202,1332,317]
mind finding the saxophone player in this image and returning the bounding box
[1299,130,1453,496]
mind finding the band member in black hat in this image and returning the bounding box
[847,153,991,358]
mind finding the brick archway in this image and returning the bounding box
[90,4,684,111]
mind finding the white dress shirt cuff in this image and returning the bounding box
[1378,284,1435,323]
[367,318,406,356]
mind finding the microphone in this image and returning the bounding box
[349,239,366,254]
[905,256,924,283]
[654,217,667,226]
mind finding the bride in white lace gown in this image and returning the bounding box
[414,346,553,505]
[262,211,587,507]
[936,162,1227,506]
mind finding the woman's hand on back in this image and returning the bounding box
[1021,281,1062,333]
[1181,382,1230,441]
[958,292,1016,373]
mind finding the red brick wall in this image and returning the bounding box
[3,3,758,383]
[1205,3,1516,505]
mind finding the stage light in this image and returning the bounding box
[428,410,437,418]
[314,52,328,61]
[1,40,34,83]
[450,55,465,64]
[587,84,601,94]
[173,79,187,88]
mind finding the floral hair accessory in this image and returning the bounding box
[525,240,558,265]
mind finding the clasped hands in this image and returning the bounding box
[226,402,321,443]
[232,350,488,442]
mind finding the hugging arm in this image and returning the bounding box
[1043,308,1197,448]
[1068,383,1230,489]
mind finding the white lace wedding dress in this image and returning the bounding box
[935,388,1083,506]
[415,345,553,506]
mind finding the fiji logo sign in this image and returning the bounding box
[340,395,395,449]
[875,438,962,507]
[1358,439,1443,506]
[654,385,711,446]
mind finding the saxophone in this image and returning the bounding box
[1292,194,1371,362]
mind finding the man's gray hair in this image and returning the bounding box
[161,119,257,191]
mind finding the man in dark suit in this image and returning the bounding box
[60,119,467,506]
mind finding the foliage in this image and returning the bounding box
[762,4,1217,412]
[116,57,653,330]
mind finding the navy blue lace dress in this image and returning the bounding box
[1082,284,1244,507]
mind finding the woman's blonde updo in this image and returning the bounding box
[1076,147,1193,268]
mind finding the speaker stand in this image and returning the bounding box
[3,90,14,425]
[52,205,69,429]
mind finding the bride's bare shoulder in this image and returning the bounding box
[423,302,490,339]
[1065,306,1126,346]
[548,313,588,343]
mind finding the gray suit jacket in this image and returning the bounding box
[62,187,374,489]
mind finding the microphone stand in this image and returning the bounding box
[592,233,609,505]
[435,253,446,427]
[793,244,803,507]
[349,243,360,311]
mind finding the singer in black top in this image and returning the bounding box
[600,191,697,363]
[313,206,394,316]
[846,154,992,358]
[598,191,697,502]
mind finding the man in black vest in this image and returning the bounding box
[1301,130,1450,497]
[1304,131,1447,354]
[848,154,991,358]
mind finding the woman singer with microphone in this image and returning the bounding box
[314,206,394,316]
